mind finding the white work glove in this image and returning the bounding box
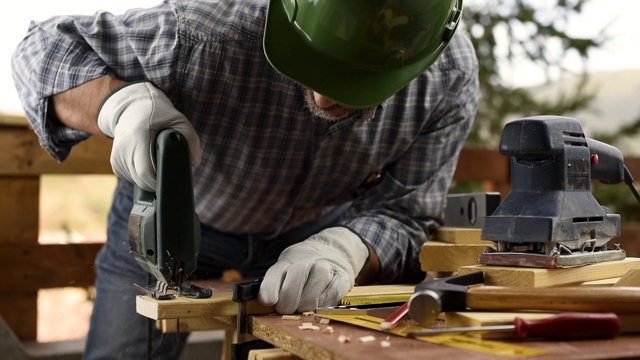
[258,226,370,314]
[97,81,201,191]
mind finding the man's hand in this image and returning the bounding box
[258,226,370,314]
[97,82,201,191]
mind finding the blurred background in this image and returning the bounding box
[2,0,639,343]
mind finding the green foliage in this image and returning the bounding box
[593,183,640,223]
[463,0,605,146]
[455,1,640,223]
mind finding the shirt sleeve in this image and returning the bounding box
[343,34,480,284]
[10,1,178,162]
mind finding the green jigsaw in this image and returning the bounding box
[128,129,211,299]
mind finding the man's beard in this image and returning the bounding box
[303,89,364,123]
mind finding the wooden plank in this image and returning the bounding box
[420,241,495,272]
[455,148,510,182]
[249,314,640,360]
[620,224,640,257]
[0,125,112,176]
[249,348,300,360]
[0,177,39,244]
[457,258,640,287]
[434,227,487,244]
[0,114,28,126]
[138,285,417,321]
[160,316,236,332]
[339,285,413,305]
[0,243,101,292]
[137,293,275,320]
[0,292,37,341]
[614,269,640,287]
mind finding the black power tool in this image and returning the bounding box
[480,116,640,268]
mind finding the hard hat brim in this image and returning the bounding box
[263,0,452,109]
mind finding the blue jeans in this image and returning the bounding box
[85,180,347,359]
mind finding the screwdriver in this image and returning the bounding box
[407,312,621,341]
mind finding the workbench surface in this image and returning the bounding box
[249,314,640,360]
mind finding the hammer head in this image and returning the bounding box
[408,271,484,325]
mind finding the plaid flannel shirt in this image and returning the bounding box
[12,0,479,283]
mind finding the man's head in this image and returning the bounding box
[264,0,463,109]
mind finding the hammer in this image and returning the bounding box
[408,272,640,325]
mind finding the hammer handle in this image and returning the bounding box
[467,286,640,313]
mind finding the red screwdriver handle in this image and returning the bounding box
[514,312,621,341]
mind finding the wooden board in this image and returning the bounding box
[457,258,640,287]
[614,268,640,286]
[0,177,39,244]
[434,227,489,245]
[0,292,37,341]
[339,284,414,305]
[137,293,274,320]
[0,125,112,176]
[159,316,236,332]
[420,241,494,272]
[249,314,640,360]
[0,243,101,292]
[249,348,300,360]
[137,284,415,321]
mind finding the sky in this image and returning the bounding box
[1,0,639,115]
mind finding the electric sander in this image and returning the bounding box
[480,115,640,268]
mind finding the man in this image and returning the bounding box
[12,0,478,358]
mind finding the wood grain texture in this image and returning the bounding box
[457,257,640,287]
[0,243,101,292]
[138,285,416,321]
[249,314,640,360]
[466,286,640,313]
[137,293,275,320]
[0,292,37,341]
[420,241,494,272]
[0,177,39,244]
[248,348,300,360]
[614,269,640,286]
[0,125,111,176]
[434,227,487,244]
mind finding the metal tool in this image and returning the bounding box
[408,272,640,325]
[444,192,501,228]
[314,302,406,316]
[128,129,211,299]
[480,116,640,268]
[408,312,621,340]
[231,278,273,360]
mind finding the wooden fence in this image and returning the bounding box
[1,115,639,341]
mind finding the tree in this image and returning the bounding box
[462,0,605,146]
[458,0,640,223]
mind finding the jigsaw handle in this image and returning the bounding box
[514,312,620,340]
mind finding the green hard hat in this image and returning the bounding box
[263,0,463,109]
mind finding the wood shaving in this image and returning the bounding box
[338,335,351,343]
[380,340,391,348]
[302,311,315,316]
[319,318,330,325]
[298,322,320,330]
[281,315,302,321]
[358,335,376,343]
[322,326,334,334]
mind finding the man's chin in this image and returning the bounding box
[303,89,359,122]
